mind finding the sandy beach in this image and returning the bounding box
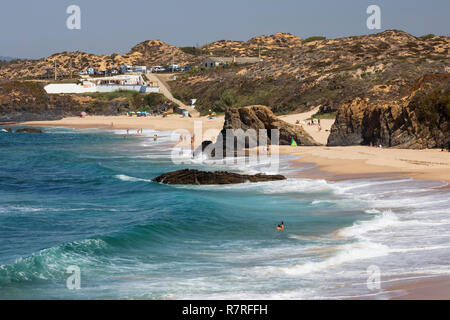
[23,114,225,136]
[386,276,450,300]
[22,114,450,183]
[279,106,334,145]
[280,145,450,183]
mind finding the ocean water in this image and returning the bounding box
[0,126,449,299]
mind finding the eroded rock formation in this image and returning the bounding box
[328,74,450,149]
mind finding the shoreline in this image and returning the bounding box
[278,145,450,183]
[17,114,225,136]
[6,117,450,299]
[13,115,449,183]
[385,275,450,300]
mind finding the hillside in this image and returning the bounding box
[171,30,449,115]
[202,32,303,57]
[0,40,202,80]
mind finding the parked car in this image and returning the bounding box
[106,69,118,75]
[152,66,166,73]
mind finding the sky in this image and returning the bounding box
[0,0,449,59]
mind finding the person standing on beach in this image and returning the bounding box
[191,135,195,157]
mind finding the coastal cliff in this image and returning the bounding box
[327,74,450,149]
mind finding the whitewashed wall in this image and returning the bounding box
[44,84,160,94]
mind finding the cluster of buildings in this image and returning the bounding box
[45,56,263,95]
[78,55,263,77]
[202,57,263,68]
[79,65,148,76]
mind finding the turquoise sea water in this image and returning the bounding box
[0,126,449,299]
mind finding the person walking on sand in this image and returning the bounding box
[276,221,285,231]
[191,135,195,157]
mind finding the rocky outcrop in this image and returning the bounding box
[15,128,43,133]
[152,169,286,185]
[221,104,318,145]
[328,74,450,149]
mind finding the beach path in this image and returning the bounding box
[279,106,335,145]
[146,73,200,117]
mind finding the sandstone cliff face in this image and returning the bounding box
[218,105,319,148]
[328,74,450,149]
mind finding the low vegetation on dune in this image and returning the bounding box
[170,30,449,117]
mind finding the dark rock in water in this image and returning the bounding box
[152,169,286,185]
[201,140,213,151]
[15,128,43,133]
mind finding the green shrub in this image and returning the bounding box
[83,90,137,101]
[303,36,326,43]
[143,92,168,106]
[419,34,436,40]
[180,47,208,56]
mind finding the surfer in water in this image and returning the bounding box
[276,221,285,231]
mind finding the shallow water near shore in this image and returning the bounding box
[0,127,449,299]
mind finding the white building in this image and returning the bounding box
[44,75,160,94]
[203,56,263,68]
[133,66,147,74]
